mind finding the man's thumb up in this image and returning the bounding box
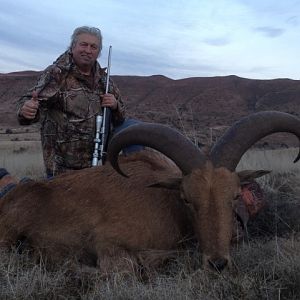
[19,90,40,120]
[32,90,39,102]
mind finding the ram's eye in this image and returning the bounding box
[180,188,192,206]
[233,193,241,201]
[180,193,190,205]
[183,197,190,204]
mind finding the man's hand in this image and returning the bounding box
[20,90,39,119]
[100,93,118,110]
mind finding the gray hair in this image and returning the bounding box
[69,26,103,52]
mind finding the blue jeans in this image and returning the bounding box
[0,172,31,198]
[0,183,16,198]
[113,118,145,155]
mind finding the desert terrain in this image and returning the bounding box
[1,71,300,148]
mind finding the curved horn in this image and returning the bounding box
[107,122,207,177]
[210,111,300,171]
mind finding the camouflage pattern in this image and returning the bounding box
[17,51,125,175]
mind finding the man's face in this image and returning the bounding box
[71,33,100,71]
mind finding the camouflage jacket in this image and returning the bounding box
[17,51,126,175]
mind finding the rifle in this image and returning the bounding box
[92,45,112,166]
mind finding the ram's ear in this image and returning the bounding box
[147,177,182,190]
[237,170,271,185]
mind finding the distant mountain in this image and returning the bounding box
[1,71,299,147]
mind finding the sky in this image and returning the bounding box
[1,0,300,80]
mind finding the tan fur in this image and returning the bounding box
[180,162,240,269]
[0,150,245,273]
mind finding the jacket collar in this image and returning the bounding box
[52,50,107,83]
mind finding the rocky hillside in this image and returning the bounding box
[1,71,299,147]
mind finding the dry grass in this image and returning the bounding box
[0,140,44,179]
[0,238,299,299]
[238,147,300,173]
[0,141,299,299]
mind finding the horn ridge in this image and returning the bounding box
[108,122,206,176]
[210,111,300,171]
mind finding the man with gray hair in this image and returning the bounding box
[16,26,141,177]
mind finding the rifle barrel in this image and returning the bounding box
[92,45,113,166]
